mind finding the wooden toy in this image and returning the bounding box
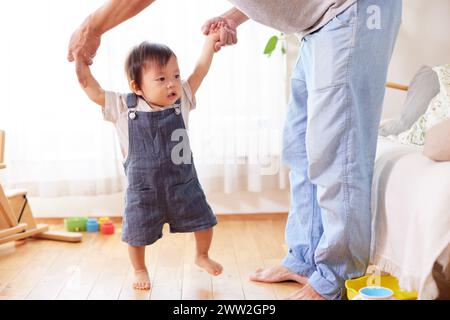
[0,130,82,244]
[101,221,115,235]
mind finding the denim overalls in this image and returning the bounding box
[122,93,217,246]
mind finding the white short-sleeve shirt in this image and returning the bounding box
[103,80,196,161]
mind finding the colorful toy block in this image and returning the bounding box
[86,218,99,232]
[98,217,111,229]
[64,217,88,232]
[101,221,115,235]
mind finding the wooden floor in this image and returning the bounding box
[0,215,303,300]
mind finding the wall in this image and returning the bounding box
[381,0,450,119]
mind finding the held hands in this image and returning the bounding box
[201,17,238,52]
[205,22,225,46]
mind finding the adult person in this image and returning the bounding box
[68,0,402,300]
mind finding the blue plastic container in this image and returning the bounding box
[359,286,394,300]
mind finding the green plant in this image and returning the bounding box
[264,33,286,57]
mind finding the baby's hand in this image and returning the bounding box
[206,22,223,44]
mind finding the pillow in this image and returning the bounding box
[397,64,450,146]
[423,118,450,161]
[379,65,440,137]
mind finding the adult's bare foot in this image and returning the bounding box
[249,265,308,285]
[286,283,326,300]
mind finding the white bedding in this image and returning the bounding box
[370,136,450,299]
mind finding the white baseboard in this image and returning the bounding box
[29,190,290,218]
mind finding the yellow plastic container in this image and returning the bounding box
[345,275,417,300]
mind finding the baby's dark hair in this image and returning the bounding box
[125,41,176,89]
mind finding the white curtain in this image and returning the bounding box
[0,0,290,197]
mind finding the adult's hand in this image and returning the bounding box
[67,0,156,87]
[67,18,101,87]
[201,16,238,52]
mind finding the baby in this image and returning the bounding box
[77,27,224,290]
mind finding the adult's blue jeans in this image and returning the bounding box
[281,0,402,299]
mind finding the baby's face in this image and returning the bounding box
[139,55,182,107]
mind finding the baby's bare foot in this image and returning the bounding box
[195,255,223,276]
[133,269,151,290]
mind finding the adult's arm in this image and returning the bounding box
[68,0,156,86]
